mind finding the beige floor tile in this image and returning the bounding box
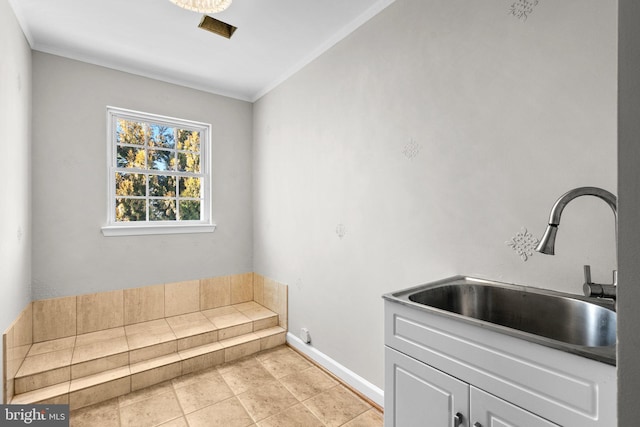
[342,408,384,427]
[10,381,70,405]
[178,342,223,360]
[181,347,225,374]
[279,366,338,401]
[235,303,276,322]
[208,311,253,329]
[129,340,177,365]
[125,319,176,350]
[28,336,76,356]
[253,316,278,331]
[15,366,70,394]
[158,417,188,427]
[75,327,126,347]
[259,331,286,351]
[236,380,298,422]
[220,333,259,348]
[223,338,261,363]
[218,357,276,395]
[119,390,183,427]
[165,312,217,339]
[202,305,238,319]
[218,322,253,341]
[304,385,371,427]
[174,370,234,414]
[17,347,73,376]
[72,336,129,363]
[256,403,324,427]
[186,396,254,427]
[177,330,218,351]
[259,349,311,378]
[171,366,220,388]
[131,360,182,391]
[70,377,131,410]
[70,398,120,427]
[233,301,263,312]
[71,352,129,379]
[70,366,131,393]
[59,345,376,427]
[255,344,294,362]
[118,380,174,408]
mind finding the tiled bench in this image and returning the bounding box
[11,302,286,410]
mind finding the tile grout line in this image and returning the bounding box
[285,343,383,414]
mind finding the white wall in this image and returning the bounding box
[0,0,32,403]
[617,0,640,424]
[31,53,254,299]
[253,0,617,388]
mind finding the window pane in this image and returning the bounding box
[149,124,176,149]
[117,119,146,145]
[177,152,200,173]
[179,177,201,198]
[116,173,146,196]
[149,199,176,221]
[149,175,177,197]
[179,200,201,220]
[116,198,146,222]
[117,146,146,169]
[177,129,200,152]
[148,149,175,171]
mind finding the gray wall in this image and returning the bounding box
[617,0,640,424]
[0,0,32,403]
[253,0,617,388]
[31,53,254,299]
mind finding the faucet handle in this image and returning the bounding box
[583,265,592,285]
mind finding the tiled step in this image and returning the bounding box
[11,302,286,409]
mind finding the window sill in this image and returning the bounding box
[101,223,216,237]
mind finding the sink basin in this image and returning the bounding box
[383,276,617,364]
[408,283,616,347]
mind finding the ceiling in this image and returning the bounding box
[8,0,394,102]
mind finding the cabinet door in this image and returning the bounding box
[470,387,560,427]
[386,347,470,427]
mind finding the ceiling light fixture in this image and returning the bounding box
[169,0,232,14]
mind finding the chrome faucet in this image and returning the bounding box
[535,186,618,299]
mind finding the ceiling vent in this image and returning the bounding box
[198,15,237,39]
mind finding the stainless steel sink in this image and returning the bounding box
[384,276,616,364]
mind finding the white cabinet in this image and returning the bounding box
[384,300,616,426]
[470,386,557,427]
[386,347,469,426]
[386,347,559,427]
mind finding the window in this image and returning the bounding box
[102,107,215,236]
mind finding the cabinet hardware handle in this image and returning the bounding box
[454,412,464,427]
[473,423,482,427]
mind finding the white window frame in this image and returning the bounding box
[101,106,215,237]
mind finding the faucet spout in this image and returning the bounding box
[535,186,617,255]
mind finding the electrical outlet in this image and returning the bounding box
[300,328,311,344]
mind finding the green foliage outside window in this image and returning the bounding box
[114,118,203,222]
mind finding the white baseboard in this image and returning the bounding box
[286,332,384,408]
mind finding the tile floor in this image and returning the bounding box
[69,345,383,427]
